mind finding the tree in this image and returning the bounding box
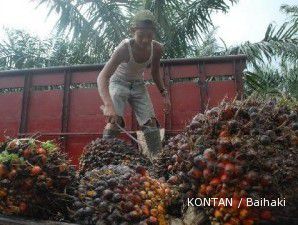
[0,29,100,70]
[221,4,298,99]
[34,0,237,60]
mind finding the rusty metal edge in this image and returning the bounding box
[0,215,79,225]
[0,55,247,76]
[18,130,183,136]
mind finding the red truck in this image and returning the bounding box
[0,55,246,165]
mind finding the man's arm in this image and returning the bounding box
[151,43,166,95]
[151,42,171,114]
[97,43,127,116]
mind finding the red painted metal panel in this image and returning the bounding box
[0,57,246,166]
[27,90,63,132]
[0,76,24,88]
[143,67,164,81]
[32,73,65,85]
[205,62,234,76]
[206,81,237,108]
[72,71,99,83]
[67,136,96,166]
[170,83,201,130]
[147,85,164,127]
[0,94,23,138]
[170,65,199,79]
[68,89,105,132]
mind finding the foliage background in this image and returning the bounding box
[0,1,297,98]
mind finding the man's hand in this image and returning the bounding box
[163,95,171,114]
[100,104,117,117]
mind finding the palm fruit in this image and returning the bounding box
[153,97,298,224]
[72,165,176,225]
[0,138,77,221]
[79,138,152,177]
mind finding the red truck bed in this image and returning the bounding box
[0,55,246,165]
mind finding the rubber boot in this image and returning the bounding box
[102,116,124,139]
[142,125,162,158]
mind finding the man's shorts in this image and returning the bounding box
[109,77,156,126]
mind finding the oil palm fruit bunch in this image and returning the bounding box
[154,97,298,225]
[0,138,77,221]
[79,138,152,177]
[72,165,177,225]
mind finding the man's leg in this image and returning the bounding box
[129,84,161,156]
[102,81,128,139]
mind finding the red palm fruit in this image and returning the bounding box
[36,147,46,155]
[246,171,258,184]
[217,162,225,173]
[145,199,152,207]
[0,164,7,178]
[221,173,230,183]
[148,216,158,224]
[260,175,272,187]
[168,175,179,185]
[230,217,241,225]
[0,190,7,198]
[59,163,67,173]
[242,218,254,225]
[239,180,250,190]
[219,187,228,197]
[172,154,182,163]
[150,209,158,217]
[188,167,202,179]
[142,205,150,216]
[234,165,243,176]
[210,178,221,187]
[260,210,272,220]
[221,106,235,120]
[193,156,207,169]
[136,166,147,176]
[239,209,249,219]
[30,166,42,176]
[223,222,233,225]
[203,168,213,180]
[221,154,232,163]
[19,202,28,213]
[206,185,214,196]
[220,130,230,138]
[199,184,207,195]
[157,204,165,214]
[40,154,47,164]
[214,209,223,219]
[203,148,216,161]
[22,148,31,158]
[225,163,235,176]
[22,178,33,191]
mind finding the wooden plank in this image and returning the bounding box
[0,215,79,225]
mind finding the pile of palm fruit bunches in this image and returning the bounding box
[0,138,77,221]
[153,97,298,225]
[0,96,297,225]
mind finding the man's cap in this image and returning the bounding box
[131,10,156,28]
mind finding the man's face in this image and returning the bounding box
[133,28,154,49]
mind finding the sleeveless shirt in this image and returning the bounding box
[110,38,154,82]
